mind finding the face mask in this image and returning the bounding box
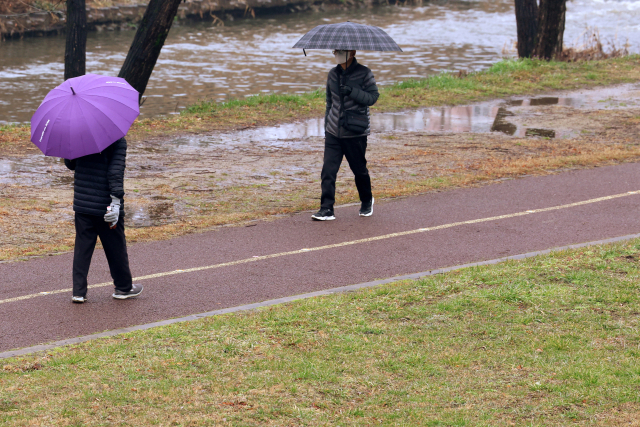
[334,50,350,65]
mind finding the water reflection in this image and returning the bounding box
[1,0,639,124]
[490,107,518,135]
[0,156,64,185]
[130,203,175,227]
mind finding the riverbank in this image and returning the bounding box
[2,239,639,425]
[0,0,384,39]
[1,57,640,262]
[3,57,640,155]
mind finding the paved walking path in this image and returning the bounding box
[2,162,640,353]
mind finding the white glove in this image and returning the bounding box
[104,195,121,226]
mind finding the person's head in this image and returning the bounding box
[332,50,356,68]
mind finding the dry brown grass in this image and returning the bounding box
[558,27,630,62]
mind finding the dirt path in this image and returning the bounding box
[2,161,640,353]
[2,84,640,261]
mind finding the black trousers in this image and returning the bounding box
[73,212,133,297]
[320,132,372,209]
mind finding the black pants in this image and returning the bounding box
[73,212,133,297]
[320,132,372,209]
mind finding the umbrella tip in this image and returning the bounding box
[70,87,76,95]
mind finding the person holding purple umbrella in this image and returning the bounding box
[64,136,142,303]
[30,74,143,303]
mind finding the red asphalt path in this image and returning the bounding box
[2,162,640,353]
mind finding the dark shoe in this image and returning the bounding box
[359,197,374,217]
[72,295,87,304]
[311,208,335,221]
[112,283,143,300]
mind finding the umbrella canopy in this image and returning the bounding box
[293,21,402,52]
[31,74,139,160]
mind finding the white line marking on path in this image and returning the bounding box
[4,231,640,359]
[3,190,639,306]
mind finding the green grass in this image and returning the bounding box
[184,89,325,115]
[2,240,640,425]
[187,58,549,112]
[180,56,640,118]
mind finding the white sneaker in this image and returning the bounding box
[311,208,335,221]
[72,295,87,304]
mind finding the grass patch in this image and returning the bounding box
[183,89,325,116]
[2,240,640,425]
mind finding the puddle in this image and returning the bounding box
[169,83,640,150]
[0,156,66,186]
[130,202,176,227]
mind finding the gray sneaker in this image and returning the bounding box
[112,283,143,300]
[71,295,87,304]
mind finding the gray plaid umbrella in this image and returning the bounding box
[293,21,402,52]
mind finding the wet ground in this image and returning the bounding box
[1,0,639,123]
[1,84,640,260]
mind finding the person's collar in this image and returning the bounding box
[338,57,358,74]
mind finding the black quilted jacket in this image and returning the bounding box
[64,137,127,217]
[325,58,379,138]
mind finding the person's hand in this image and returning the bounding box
[340,85,352,96]
[104,195,120,227]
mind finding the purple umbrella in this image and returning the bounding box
[30,74,139,160]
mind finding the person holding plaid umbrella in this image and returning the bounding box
[293,22,402,220]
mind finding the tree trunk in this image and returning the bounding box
[533,0,567,60]
[514,0,538,58]
[64,0,87,80]
[118,0,183,101]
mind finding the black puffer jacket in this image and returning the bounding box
[325,58,379,138]
[64,137,127,217]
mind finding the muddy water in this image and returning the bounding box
[1,0,639,124]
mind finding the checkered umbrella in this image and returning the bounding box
[292,21,402,51]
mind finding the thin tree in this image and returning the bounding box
[118,0,183,101]
[533,0,567,60]
[514,0,538,58]
[64,0,87,80]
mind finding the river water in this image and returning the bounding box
[1,0,639,124]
